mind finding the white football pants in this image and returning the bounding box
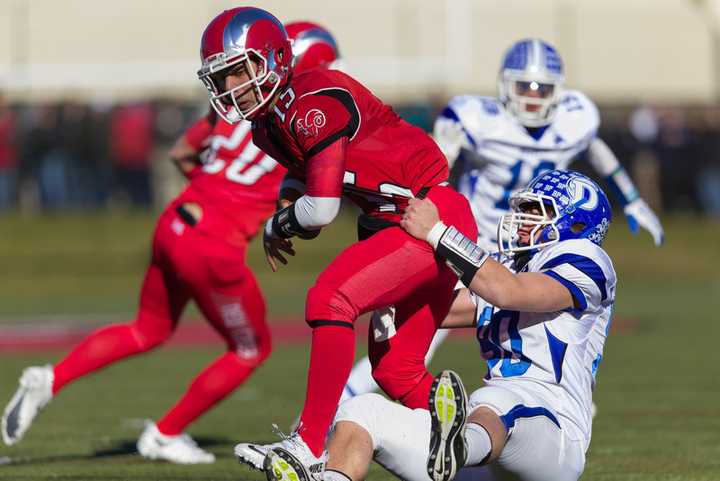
[333,383,586,481]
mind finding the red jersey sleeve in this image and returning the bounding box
[290,89,360,158]
[304,138,347,198]
[184,116,214,151]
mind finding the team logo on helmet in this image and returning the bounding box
[566,177,599,213]
[497,170,612,256]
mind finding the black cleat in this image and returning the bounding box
[427,370,468,481]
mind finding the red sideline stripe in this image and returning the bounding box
[0,319,475,352]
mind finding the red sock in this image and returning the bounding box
[299,325,355,457]
[53,323,157,394]
[156,352,258,435]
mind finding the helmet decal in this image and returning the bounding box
[498,170,612,256]
[567,177,599,212]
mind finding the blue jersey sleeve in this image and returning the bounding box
[535,240,616,316]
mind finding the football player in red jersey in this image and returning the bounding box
[0,20,341,466]
[197,8,476,480]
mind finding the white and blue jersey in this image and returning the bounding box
[434,91,600,251]
[472,238,616,448]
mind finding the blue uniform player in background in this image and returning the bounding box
[434,38,663,251]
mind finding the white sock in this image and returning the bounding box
[424,328,450,365]
[464,422,492,466]
[324,469,352,481]
[340,356,378,403]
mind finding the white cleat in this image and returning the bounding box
[263,434,325,481]
[236,426,324,480]
[137,421,215,464]
[234,441,271,471]
[427,370,468,481]
[2,365,54,446]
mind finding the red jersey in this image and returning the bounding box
[175,115,286,245]
[252,69,449,222]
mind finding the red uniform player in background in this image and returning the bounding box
[0,21,341,465]
[196,8,476,481]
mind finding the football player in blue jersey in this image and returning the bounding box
[435,37,662,251]
[320,170,616,481]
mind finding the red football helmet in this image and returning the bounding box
[285,21,342,73]
[198,7,292,123]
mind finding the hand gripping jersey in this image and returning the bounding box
[252,69,449,222]
[473,239,616,449]
[436,90,599,250]
[176,115,286,245]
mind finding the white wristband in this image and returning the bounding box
[426,221,448,250]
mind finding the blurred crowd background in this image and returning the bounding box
[0,0,719,217]
[0,98,718,217]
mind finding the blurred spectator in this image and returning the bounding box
[109,102,154,207]
[628,105,662,211]
[654,107,701,212]
[697,106,720,219]
[2,96,718,218]
[0,93,18,210]
[61,102,111,209]
[153,100,196,205]
[23,104,69,210]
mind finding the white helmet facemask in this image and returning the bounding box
[498,38,565,128]
[500,74,563,127]
[497,191,561,256]
[198,49,282,123]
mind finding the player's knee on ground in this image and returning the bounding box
[305,282,357,326]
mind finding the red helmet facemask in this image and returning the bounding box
[198,7,292,123]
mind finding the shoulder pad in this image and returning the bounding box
[440,95,512,143]
[552,90,600,144]
[532,239,615,280]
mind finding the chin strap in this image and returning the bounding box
[428,222,489,287]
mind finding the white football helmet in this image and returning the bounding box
[498,38,565,128]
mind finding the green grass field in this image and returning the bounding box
[1,212,720,480]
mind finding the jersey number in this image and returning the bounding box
[344,171,413,213]
[202,152,278,185]
[494,160,555,210]
[273,88,296,122]
[477,309,532,377]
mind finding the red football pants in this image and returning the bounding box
[52,204,272,435]
[298,186,477,455]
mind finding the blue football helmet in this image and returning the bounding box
[498,38,565,127]
[498,170,612,256]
